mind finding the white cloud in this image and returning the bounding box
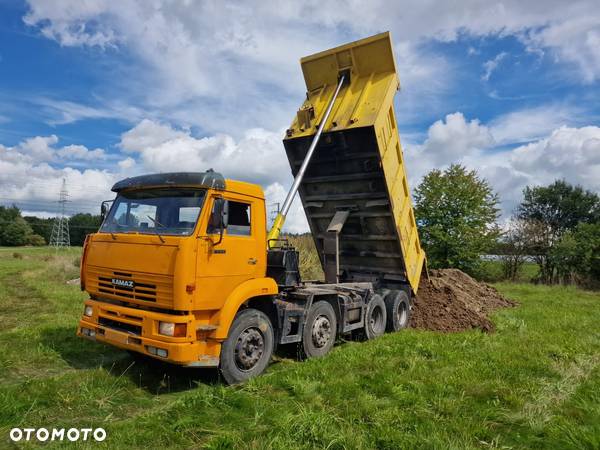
[22,0,600,134]
[482,52,507,81]
[489,103,584,145]
[409,112,494,170]
[524,16,600,83]
[57,145,106,160]
[2,113,599,231]
[23,1,600,89]
[119,120,290,187]
[509,126,600,189]
[1,135,107,164]
[0,123,309,232]
[17,135,58,161]
[10,1,600,229]
[0,135,119,216]
[34,97,144,126]
[118,157,136,170]
[117,119,309,232]
[120,119,189,153]
[404,113,600,217]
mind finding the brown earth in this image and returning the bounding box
[410,268,517,333]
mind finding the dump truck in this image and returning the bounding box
[77,32,426,384]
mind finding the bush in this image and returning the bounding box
[27,234,47,246]
[12,252,23,259]
[551,223,600,287]
[0,218,34,246]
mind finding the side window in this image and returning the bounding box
[227,201,251,236]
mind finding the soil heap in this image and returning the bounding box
[410,268,517,333]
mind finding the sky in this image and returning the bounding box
[0,0,599,232]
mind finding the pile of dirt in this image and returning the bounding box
[410,268,517,333]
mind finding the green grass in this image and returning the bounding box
[0,247,599,449]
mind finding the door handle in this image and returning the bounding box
[247,258,257,265]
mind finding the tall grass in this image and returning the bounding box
[284,234,324,281]
[0,247,599,449]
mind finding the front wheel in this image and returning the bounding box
[219,308,274,385]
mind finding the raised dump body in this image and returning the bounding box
[283,32,425,294]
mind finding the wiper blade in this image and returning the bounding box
[146,215,166,243]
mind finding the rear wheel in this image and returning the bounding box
[219,308,274,384]
[384,290,411,332]
[364,294,387,340]
[301,301,337,358]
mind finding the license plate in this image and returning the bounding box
[104,328,129,345]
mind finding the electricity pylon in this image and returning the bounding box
[49,178,70,248]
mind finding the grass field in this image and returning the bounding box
[0,247,599,449]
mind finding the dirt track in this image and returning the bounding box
[410,269,517,332]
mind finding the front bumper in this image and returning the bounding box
[77,299,220,367]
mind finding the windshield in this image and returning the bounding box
[100,188,206,236]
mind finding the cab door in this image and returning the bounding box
[196,194,262,309]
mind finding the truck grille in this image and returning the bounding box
[86,266,173,307]
[98,274,157,302]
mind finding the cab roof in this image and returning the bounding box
[111,171,264,199]
[111,171,225,192]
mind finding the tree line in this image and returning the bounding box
[414,165,600,288]
[0,205,102,247]
[1,169,598,287]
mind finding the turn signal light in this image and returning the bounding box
[158,321,187,337]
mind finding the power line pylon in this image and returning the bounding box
[49,178,70,248]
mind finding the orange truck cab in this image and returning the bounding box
[78,32,425,384]
[78,172,278,374]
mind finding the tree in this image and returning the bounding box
[499,218,529,281]
[518,180,599,234]
[0,205,20,223]
[414,164,500,274]
[69,213,102,246]
[24,216,53,243]
[516,180,600,283]
[0,216,34,246]
[550,223,600,287]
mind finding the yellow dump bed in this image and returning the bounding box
[283,32,425,294]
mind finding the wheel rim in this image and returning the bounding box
[311,315,332,348]
[234,327,265,371]
[397,302,408,327]
[370,305,385,333]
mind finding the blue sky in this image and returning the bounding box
[0,0,599,230]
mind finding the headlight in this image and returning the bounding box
[158,321,186,337]
[84,305,93,317]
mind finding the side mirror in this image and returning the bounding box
[209,198,228,245]
[209,198,225,229]
[222,200,229,228]
[100,200,113,221]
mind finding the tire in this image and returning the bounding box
[384,290,411,332]
[364,294,387,340]
[301,301,337,358]
[219,308,274,385]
